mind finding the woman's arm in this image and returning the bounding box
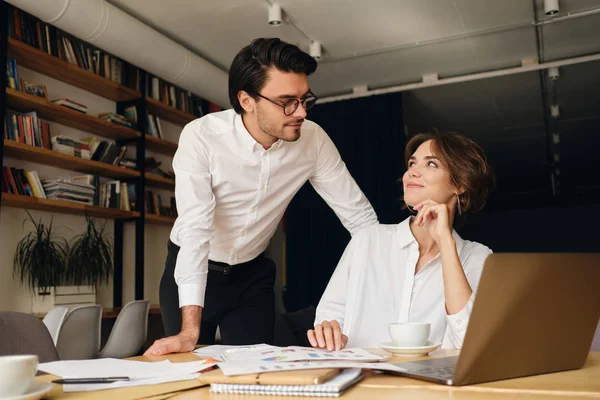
[441,246,491,348]
[439,237,473,314]
[415,199,492,348]
[307,231,362,350]
[414,200,472,314]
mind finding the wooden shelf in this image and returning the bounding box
[145,135,177,156]
[5,88,141,141]
[3,140,140,180]
[7,38,140,102]
[1,193,140,219]
[145,214,176,226]
[146,97,198,126]
[145,173,175,190]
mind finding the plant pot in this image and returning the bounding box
[32,285,96,313]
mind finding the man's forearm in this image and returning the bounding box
[181,305,202,337]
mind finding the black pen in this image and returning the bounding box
[52,377,130,384]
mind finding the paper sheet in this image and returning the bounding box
[194,344,388,363]
[193,344,273,361]
[217,361,407,376]
[63,373,201,392]
[39,359,214,380]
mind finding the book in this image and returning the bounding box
[6,59,20,90]
[209,368,363,397]
[51,98,88,113]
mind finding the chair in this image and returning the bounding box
[97,300,149,359]
[56,305,102,360]
[0,312,59,362]
[42,306,69,345]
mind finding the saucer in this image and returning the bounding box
[378,341,441,357]
[0,382,53,400]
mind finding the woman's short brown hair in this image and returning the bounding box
[405,130,495,217]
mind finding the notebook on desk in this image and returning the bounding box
[208,369,363,397]
[199,366,341,385]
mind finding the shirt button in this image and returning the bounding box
[457,320,462,325]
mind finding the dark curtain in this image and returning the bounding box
[284,92,408,312]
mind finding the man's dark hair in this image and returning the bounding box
[228,38,318,114]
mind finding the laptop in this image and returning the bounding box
[391,253,600,386]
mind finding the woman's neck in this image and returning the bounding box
[410,220,439,256]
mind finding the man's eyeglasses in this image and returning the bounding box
[256,91,318,116]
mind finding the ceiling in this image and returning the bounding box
[107,0,600,206]
[107,0,600,97]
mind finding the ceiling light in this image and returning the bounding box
[550,104,560,118]
[268,4,282,26]
[544,0,559,16]
[309,40,322,60]
[548,66,560,80]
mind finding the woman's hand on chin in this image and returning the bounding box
[413,199,454,244]
[307,320,348,351]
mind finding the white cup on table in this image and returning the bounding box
[388,322,431,347]
[0,355,38,397]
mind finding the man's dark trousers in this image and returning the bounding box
[159,240,276,344]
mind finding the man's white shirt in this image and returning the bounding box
[170,109,377,308]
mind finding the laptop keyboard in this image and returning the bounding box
[407,366,456,379]
[393,356,458,380]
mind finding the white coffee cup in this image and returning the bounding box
[388,322,431,347]
[0,355,38,397]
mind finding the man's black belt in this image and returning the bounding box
[208,253,265,275]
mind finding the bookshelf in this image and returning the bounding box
[145,213,177,226]
[0,3,204,307]
[3,140,140,180]
[146,97,197,126]
[146,173,175,190]
[145,135,177,156]
[7,37,140,102]
[1,193,140,219]
[5,88,141,140]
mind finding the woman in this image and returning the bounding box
[307,130,495,351]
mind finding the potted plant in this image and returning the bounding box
[14,213,114,313]
[14,211,69,311]
[65,215,113,289]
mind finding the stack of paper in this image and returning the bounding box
[194,344,388,363]
[217,360,406,376]
[39,358,216,392]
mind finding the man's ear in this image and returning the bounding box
[238,91,254,113]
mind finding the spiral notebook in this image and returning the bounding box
[209,368,363,397]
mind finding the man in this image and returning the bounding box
[145,38,377,356]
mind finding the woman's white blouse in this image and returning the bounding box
[315,217,492,349]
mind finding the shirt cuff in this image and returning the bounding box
[445,292,476,334]
[313,316,344,331]
[178,282,207,308]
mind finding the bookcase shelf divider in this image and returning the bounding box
[0,1,9,220]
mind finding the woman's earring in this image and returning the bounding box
[456,193,462,216]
